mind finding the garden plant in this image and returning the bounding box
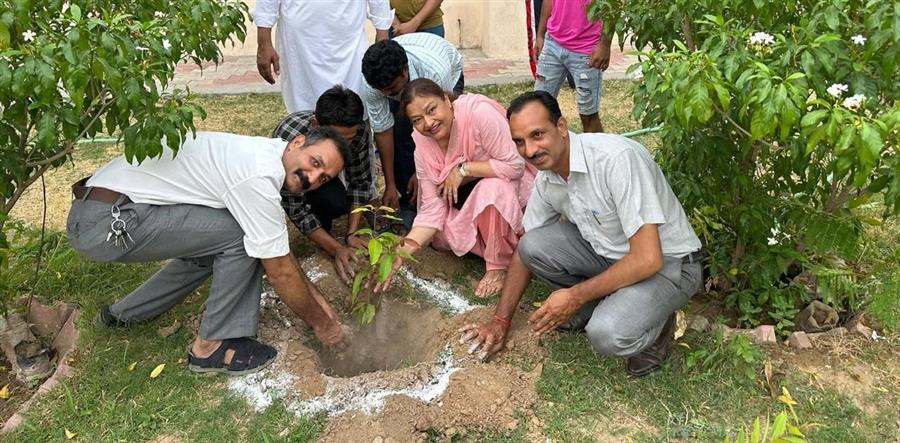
[590,0,899,332]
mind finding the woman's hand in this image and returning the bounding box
[440,163,465,206]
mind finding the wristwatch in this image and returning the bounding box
[457,162,467,177]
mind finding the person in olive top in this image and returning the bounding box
[390,0,445,38]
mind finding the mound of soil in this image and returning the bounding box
[242,250,548,441]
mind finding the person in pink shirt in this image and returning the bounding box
[377,78,536,297]
[534,0,612,133]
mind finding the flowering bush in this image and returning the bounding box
[590,0,898,330]
[0,0,247,305]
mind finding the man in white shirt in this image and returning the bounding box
[459,91,704,377]
[67,129,351,375]
[252,0,393,113]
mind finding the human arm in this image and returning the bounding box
[458,251,532,360]
[393,0,443,36]
[344,123,378,246]
[528,223,663,333]
[367,0,393,40]
[252,0,281,85]
[534,0,553,60]
[374,129,399,208]
[588,19,615,70]
[262,255,346,349]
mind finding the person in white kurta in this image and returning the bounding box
[253,1,394,113]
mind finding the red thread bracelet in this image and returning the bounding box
[491,314,511,328]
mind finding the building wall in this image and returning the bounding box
[222,0,528,59]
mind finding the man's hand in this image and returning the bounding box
[406,175,419,205]
[382,183,400,209]
[439,166,463,206]
[393,19,418,36]
[313,320,348,351]
[346,233,369,250]
[588,40,611,71]
[333,246,360,285]
[533,36,545,63]
[458,320,508,362]
[528,287,582,334]
[256,44,280,84]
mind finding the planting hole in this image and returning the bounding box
[316,299,443,377]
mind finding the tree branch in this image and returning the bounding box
[3,162,54,215]
[681,15,696,51]
[713,104,781,152]
[25,93,115,168]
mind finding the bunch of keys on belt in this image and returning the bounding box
[106,205,134,248]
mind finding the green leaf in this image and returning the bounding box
[0,21,9,49]
[353,228,373,236]
[377,255,393,282]
[770,412,787,437]
[70,3,81,21]
[800,110,828,128]
[368,239,383,265]
[351,270,365,297]
[363,303,376,324]
[858,123,883,165]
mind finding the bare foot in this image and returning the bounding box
[475,269,506,298]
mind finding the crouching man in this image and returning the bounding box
[67,129,349,375]
[460,92,703,376]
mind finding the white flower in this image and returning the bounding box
[87,11,96,18]
[826,83,849,98]
[22,30,36,42]
[154,11,165,18]
[162,39,171,50]
[842,94,866,111]
[749,32,775,46]
[850,34,866,46]
[61,1,70,13]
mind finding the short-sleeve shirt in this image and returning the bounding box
[362,32,463,133]
[523,132,701,259]
[546,0,602,55]
[86,132,290,259]
[391,0,443,30]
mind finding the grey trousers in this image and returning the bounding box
[66,198,264,340]
[518,222,702,357]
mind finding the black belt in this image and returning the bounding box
[71,177,131,205]
[681,250,705,264]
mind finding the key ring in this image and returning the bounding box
[110,219,126,231]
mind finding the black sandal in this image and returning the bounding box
[188,337,278,375]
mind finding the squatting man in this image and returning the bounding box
[67,129,351,375]
[456,91,704,377]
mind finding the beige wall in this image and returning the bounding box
[223,0,528,59]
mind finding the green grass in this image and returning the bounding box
[3,85,899,442]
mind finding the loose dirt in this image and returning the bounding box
[231,249,547,442]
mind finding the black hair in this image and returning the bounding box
[399,78,447,117]
[301,126,352,168]
[506,90,563,124]
[314,85,365,127]
[362,39,408,90]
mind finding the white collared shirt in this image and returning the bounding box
[523,131,701,259]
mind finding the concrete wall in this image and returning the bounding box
[223,0,528,59]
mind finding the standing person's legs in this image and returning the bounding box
[67,200,264,341]
[303,178,351,233]
[534,35,567,97]
[561,45,604,132]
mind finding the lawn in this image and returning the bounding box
[3,81,899,442]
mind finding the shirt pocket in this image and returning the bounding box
[590,208,625,240]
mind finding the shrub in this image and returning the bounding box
[590,0,899,330]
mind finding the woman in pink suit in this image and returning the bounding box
[384,78,536,297]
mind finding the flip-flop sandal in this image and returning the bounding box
[188,337,278,376]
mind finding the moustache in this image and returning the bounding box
[297,171,311,190]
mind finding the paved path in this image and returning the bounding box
[172,47,639,95]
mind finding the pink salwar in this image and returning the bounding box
[412,94,536,270]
